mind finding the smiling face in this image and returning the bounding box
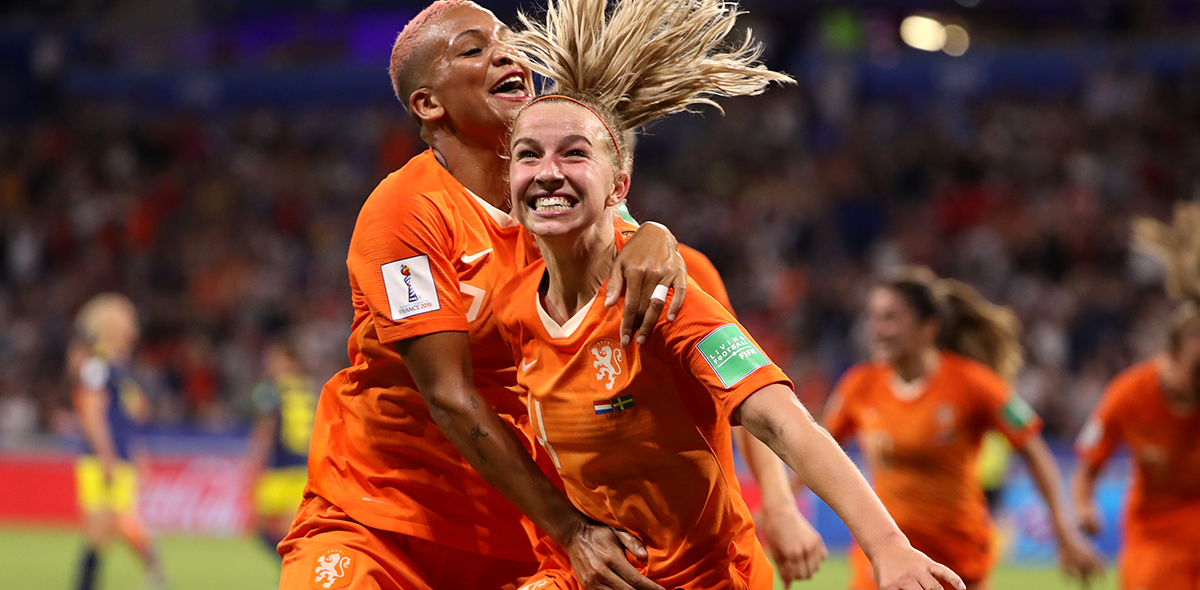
[411,3,532,140]
[509,100,628,240]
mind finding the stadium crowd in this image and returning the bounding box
[0,43,1197,449]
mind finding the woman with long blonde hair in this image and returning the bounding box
[1073,202,1200,590]
[484,0,967,588]
[823,267,1103,590]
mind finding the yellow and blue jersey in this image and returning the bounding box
[77,356,148,461]
[252,373,317,469]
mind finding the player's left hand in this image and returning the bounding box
[760,503,827,586]
[871,543,965,590]
[607,222,686,347]
[562,520,666,590]
[1057,529,1105,586]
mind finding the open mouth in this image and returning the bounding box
[490,72,530,99]
[527,194,579,213]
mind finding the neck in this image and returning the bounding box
[893,347,940,383]
[538,223,617,324]
[429,131,510,211]
[1159,355,1200,407]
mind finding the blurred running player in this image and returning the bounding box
[243,338,317,560]
[824,267,1103,590]
[277,2,688,589]
[69,293,165,590]
[482,0,963,588]
[1073,202,1200,590]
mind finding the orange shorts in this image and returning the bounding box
[1120,535,1200,590]
[279,493,537,590]
[847,527,993,590]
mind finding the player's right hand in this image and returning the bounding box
[760,503,827,585]
[872,544,965,590]
[562,522,666,590]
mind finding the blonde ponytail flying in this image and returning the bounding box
[1132,201,1200,352]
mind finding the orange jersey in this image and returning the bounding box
[1076,359,1200,546]
[824,352,1042,580]
[678,244,733,314]
[494,240,790,589]
[307,149,539,561]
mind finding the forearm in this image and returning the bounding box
[734,426,796,514]
[426,385,586,542]
[1019,437,1075,538]
[739,389,908,559]
[1071,465,1098,511]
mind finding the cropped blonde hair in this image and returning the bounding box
[1132,201,1200,351]
[512,0,793,167]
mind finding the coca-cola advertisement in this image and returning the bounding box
[140,455,252,536]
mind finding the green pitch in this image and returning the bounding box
[2,525,1114,590]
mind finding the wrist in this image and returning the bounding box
[859,529,910,560]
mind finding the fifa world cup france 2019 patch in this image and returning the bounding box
[381,254,441,321]
[1000,395,1037,431]
[697,324,770,388]
[594,394,636,415]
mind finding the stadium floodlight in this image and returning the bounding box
[900,15,946,52]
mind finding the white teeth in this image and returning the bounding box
[492,74,526,94]
[534,196,574,211]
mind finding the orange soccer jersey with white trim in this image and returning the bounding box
[1076,359,1200,547]
[824,352,1042,583]
[494,242,791,589]
[306,149,540,561]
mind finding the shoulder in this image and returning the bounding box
[942,352,1008,395]
[833,362,886,400]
[357,152,460,227]
[1102,360,1160,407]
[78,357,111,391]
[493,261,546,329]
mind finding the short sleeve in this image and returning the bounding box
[823,369,864,442]
[661,279,792,423]
[1075,381,1125,470]
[348,183,468,344]
[974,368,1042,448]
[78,357,109,391]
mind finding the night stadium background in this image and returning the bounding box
[3,0,1199,588]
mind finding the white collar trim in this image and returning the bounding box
[536,290,598,339]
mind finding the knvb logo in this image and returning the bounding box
[399,265,418,302]
[312,548,353,589]
[589,339,624,391]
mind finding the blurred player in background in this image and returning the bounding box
[243,338,317,560]
[823,267,1103,590]
[1073,202,1200,590]
[616,205,829,584]
[488,0,961,588]
[277,1,689,588]
[68,293,166,590]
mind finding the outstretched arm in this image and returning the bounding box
[607,222,687,347]
[734,426,827,585]
[397,331,665,590]
[735,385,965,590]
[1017,436,1105,584]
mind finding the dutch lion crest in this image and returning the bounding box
[589,339,624,391]
[313,549,352,589]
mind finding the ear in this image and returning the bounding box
[607,170,630,208]
[409,88,445,123]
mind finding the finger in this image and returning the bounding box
[665,273,686,321]
[806,546,825,578]
[929,562,965,590]
[605,261,626,308]
[613,529,648,561]
[620,268,648,347]
[608,558,666,590]
[634,292,666,345]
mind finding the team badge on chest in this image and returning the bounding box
[588,338,625,391]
